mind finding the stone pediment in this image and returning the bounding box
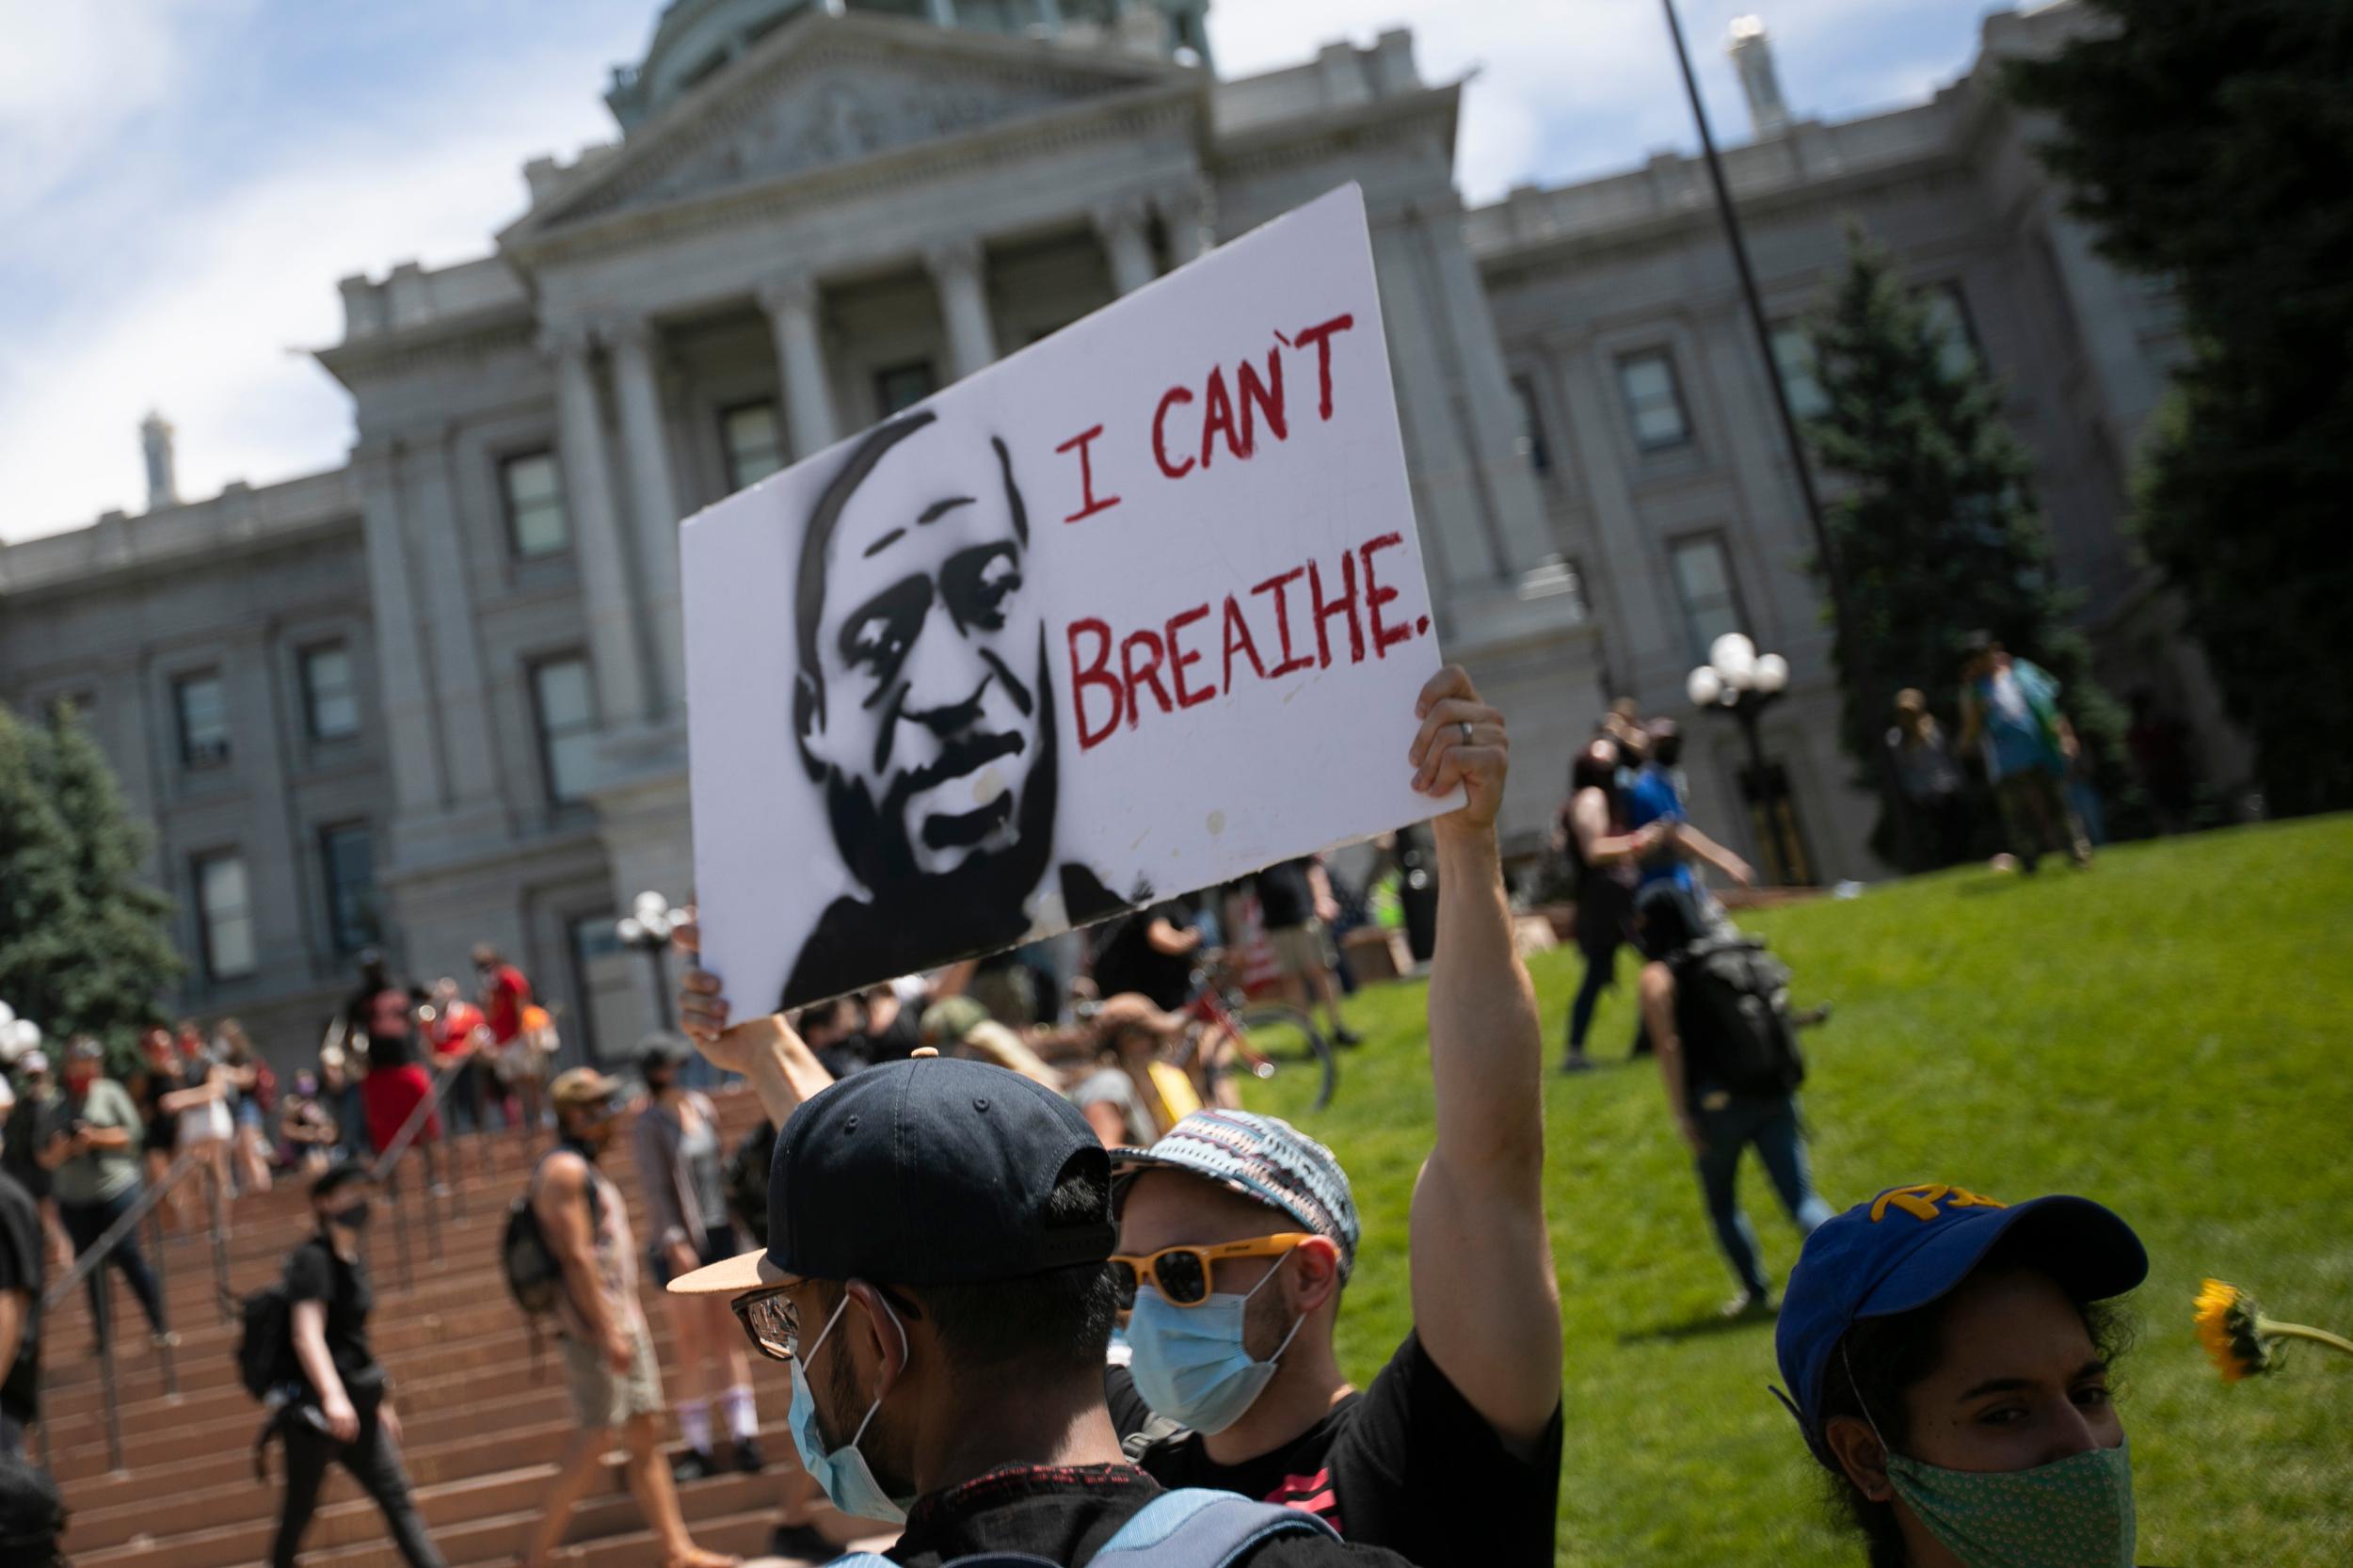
[521,13,1190,240]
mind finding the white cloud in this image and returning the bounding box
[3,1,1996,543]
[0,27,625,542]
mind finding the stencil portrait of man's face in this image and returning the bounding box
[793,409,1053,899]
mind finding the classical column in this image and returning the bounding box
[1093,197,1159,296]
[352,443,445,817]
[1155,181,1215,266]
[925,238,998,383]
[408,428,504,805]
[543,323,648,733]
[758,274,838,459]
[604,316,686,721]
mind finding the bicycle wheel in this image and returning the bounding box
[1232,1004,1337,1113]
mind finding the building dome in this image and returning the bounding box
[606,0,1212,133]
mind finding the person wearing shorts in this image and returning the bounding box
[521,1069,728,1568]
[632,1040,762,1481]
[1253,857,1363,1047]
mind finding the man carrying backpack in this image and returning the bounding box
[665,1053,1416,1568]
[520,1069,732,1568]
[269,1161,444,1568]
[1634,882,1833,1318]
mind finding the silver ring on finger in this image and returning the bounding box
[1458,720,1474,744]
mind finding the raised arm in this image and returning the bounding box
[1673,821,1755,887]
[673,912,838,1131]
[1572,788,1665,868]
[1401,665,1563,1448]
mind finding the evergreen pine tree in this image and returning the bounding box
[0,705,86,1039]
[36,703,181,1055]
[2006,0,2353,814]
[1802,222,2123,859]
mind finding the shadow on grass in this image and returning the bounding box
[1618,1307,1782,1347]
[1954,875,2029,897]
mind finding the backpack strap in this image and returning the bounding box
[1093,1488,1339,1568]
[1120,1411,1187,1463]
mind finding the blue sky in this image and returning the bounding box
[0,0,2021,542]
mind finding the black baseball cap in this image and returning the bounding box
[669,1057,1114,1295]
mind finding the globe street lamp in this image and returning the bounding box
[1687,632,1803,885]
[616,890,680,1035]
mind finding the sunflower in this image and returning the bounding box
[2195,1278,2353,1383]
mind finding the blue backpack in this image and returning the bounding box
[824,1488,1338,1568]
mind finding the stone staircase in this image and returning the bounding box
[39,1086,869,1567]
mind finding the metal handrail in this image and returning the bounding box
[37,1144,216,1475]
[368,1052,473,1291]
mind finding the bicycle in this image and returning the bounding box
[1166,964,1337,1113]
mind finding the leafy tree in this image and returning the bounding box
[0,705,85,1046]
[1802,222,2125,861]
[2006,0,2353,814]
[37,703,182,1057]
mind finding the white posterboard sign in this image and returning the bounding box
[684,183,1458,1012]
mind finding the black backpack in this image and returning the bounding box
[234,1280,295,1401]
[1671,935,1806,1096]
[723,1122,776,1241]
[501,1152,600,1318]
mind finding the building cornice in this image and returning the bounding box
[508,85,1205,271]
[0,472,360,601]
[504,14,1204,268]
[313,308,540,390]
[1208,80,1461,183]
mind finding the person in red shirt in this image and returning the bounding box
[474,945,532,1047]
[424,978,494,1135]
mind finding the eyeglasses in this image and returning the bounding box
[1109,1233,1311,1310]
[730,1286,801,1363]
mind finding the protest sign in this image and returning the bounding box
[684,183,1458,1011]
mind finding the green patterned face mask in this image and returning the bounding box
[1883,1440,2136,1568]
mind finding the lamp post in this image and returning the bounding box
[616,890,679,1036]
[1687,632,1803,886]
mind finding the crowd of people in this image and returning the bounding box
[0,664,2165,1568]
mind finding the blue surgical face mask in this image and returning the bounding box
[788,1290,914,1524]
[1126,1253,1305,1435]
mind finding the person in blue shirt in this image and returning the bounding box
[1954,632,2091,872]
[1625,720,1755,895]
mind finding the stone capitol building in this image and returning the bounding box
[0,0,2229,1067]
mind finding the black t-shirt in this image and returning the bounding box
[1255,860,1317,932]
[283,1238,379,1396]
[0,1172,43,1423]
[1092,901,1199,1013]
[1112,1331,1563,1567]
[886,1463,1413,1568]
[137,1063,184,1146]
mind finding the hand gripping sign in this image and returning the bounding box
[683,184,1460,1012]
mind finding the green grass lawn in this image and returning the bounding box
[1241,816,2353,1565]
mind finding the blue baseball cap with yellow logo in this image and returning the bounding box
[1774,1184,2147,1458]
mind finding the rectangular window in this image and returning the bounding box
[530,656,598,805]
[1669,535,1748,665]
[1511,376,1552,475]
[1616,350,1691,451]
[174,671,231,768]
[1770,324,1830,422]
[874,360,936,418]
[720,400,787,491]
[299,643,360,741]
[501,451,570,559]
[568,911,627,1066]
[195,853,256,981]
[1918,282,1982,381]
[319,822,378,953]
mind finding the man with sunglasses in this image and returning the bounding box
[665,1052,1411,1566]
[1105,664,1563,1565]
[670,664,1545,1561]
[520,1070,733,1568]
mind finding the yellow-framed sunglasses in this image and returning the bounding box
[1109,1233,1311,1309]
